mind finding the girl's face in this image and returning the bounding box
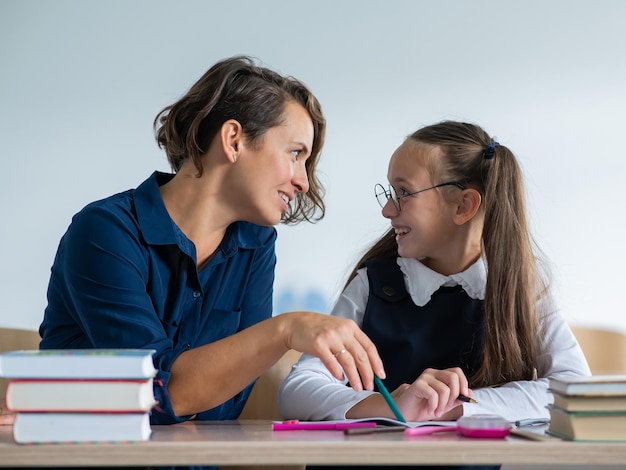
[236,101,313,226]
[382,140,460,271]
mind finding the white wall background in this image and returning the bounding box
[1,0,625,334]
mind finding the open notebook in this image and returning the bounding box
[273,415,513,438]
[272,417,457,430]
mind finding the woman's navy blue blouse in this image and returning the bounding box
[40,171,277,424]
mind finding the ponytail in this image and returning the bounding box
[477,142,542,386]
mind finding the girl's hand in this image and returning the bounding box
[393,367,472,421]
[280,311,385,392]
[0,398,16,425]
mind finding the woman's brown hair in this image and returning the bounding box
[347,120,549,388]
[153,56,326,224]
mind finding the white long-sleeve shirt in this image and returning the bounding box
[278,257,591,422]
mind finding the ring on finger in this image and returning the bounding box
[333,348,348,357]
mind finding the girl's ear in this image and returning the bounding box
[220,119,243,163]
[453,188,482,225]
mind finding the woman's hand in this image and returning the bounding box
[0,398,16,425]
[279,311,385,392]
[392,367,472,421]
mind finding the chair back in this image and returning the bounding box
[239,348,302,420]
[570,325,626,375]
[0,327,41,396]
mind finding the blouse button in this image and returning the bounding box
[192,291,201,299]
[382,286,396,296]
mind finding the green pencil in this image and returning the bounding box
[374,376,406,423]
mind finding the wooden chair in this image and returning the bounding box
[0,327,41,396]
[239,348,302,421]
[570,325,626,375]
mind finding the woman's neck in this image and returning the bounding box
[159,168,232,268]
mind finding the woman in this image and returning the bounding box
[34,56,384,436]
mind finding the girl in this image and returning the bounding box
[278,121,590,470]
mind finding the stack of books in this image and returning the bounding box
[0,349,157,444]
[547,374,626,441]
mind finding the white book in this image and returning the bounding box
[6,378,157,412]
[13,412,152,443]
[0,349,157,379]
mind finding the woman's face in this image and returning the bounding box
[382,140,459,269]
[236,101,314,226]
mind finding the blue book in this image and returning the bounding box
[0,349,157,379]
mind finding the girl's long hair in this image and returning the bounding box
[347,121,548,387]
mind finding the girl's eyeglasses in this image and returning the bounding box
[374,182,466,211]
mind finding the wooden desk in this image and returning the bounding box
[1,420,626,467]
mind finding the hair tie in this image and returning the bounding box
[483,141,500,160]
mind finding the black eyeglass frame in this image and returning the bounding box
[374,181,466,211]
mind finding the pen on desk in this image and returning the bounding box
[514,418,549,427]
[344,425,407,435]
[457,394,478,404]
[374,376,406,423]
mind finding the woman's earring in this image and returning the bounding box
[232,154,237,163]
